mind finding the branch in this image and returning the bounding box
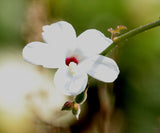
[101,20,160,55]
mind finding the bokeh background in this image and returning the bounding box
[0,0,160,133]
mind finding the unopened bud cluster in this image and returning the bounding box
[61,86,88,120]
[108,25,127,40]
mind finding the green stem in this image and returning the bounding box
[101,20,160,55]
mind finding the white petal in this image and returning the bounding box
[76,29,113,57]
[42,21,76,50]
[79,55,119,82]
[54,67,88,96]
[23,42,65,68]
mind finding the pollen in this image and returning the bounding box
[65,57,79,66]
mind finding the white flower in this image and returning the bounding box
[23,21,119,96]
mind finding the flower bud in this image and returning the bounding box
[108,25,127,35]
[61,101,73,111]
[75,85,88,104]
[72,102,81,120]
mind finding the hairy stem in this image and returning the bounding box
[101,19,160,55]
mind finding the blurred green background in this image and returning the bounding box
[0,0,160,133]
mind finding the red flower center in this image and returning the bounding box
[65,57,79,66]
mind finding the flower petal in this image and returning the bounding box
[54,67,88,96]
[79,55,119,82]
[76,29,113,57]
[42,21,76,50]
[23,42,65,68]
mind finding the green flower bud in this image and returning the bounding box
[75,85,88,104]
[72,102,81,120]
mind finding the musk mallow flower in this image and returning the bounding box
[23,21,119,96]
